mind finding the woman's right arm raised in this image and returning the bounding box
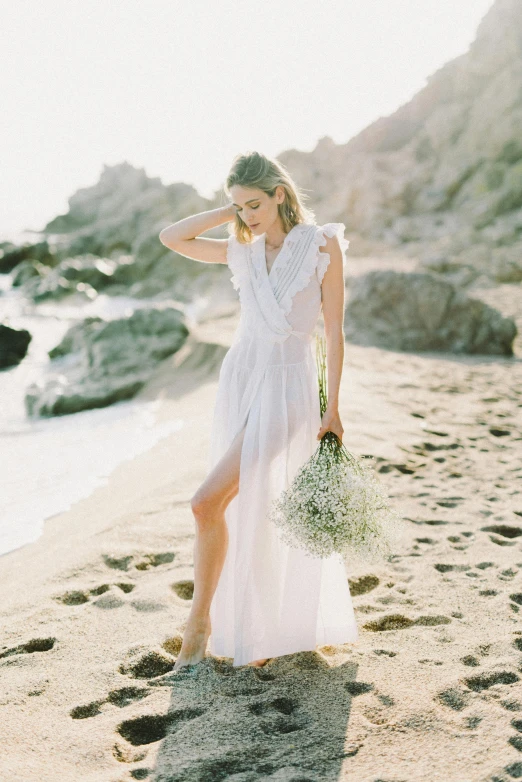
[159,204,237,264]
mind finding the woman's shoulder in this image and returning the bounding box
[226,232,255,291]
[313,223,350,283]
[314,222,348,246]
[293,221,348,251]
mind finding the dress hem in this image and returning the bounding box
[208,624,360,667]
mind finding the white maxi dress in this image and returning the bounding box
[208,222,359,667]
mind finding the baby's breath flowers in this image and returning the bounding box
[268,335,404,562]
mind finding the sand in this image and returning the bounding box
[1,263,522,782]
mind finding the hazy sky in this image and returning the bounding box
[1,0,494,239]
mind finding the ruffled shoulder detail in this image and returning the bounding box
[226,234,248,292]
[315,223,350,285]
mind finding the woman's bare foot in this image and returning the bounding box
[247,657,270,667]
[174,615,211,670]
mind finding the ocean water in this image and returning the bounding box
[0,275,186,558]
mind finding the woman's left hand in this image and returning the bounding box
[317,408,344,441]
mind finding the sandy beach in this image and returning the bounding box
[1,259,522,782]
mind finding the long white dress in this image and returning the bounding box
[207,221,359,667]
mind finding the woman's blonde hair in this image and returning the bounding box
[224,151,316,243]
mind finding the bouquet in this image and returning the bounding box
[268,335,404,562]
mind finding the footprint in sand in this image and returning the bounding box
[0,637,56,659]
[377,462,416,475]
[436,498,465,508]
[344,681,374,696]
[435,686,472,711]
[499,567,519,581]
[463,670,520,693]
[406,518,450,527]
[511,721,522,738]
[248,696,306,735]
[513,638,522,653]
[506,759,522,777]
[481,524,522,546]
[55,582,135,606]
[501,698,522,712]
[415,439,463,455]
[437,665,520,715]
[362,613,451,632]
[348,574,380,596]
[102,551,176,572]
[461,655,481,667]
[433,563,472,574]
[509,593,522,612]
[116,707,206,746]
[447,533,474,550]
[119,650,176,680]
[170,579,194,600]
[70,686,150,719]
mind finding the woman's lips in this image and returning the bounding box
[250,223,259,228]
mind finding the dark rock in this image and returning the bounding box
[0,324,32,368]
[11,260,48,287]
[24,306,189,416]
[0,241,55,274]
[22,255,119,301]
[344,270,517,355]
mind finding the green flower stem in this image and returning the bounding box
[315,334,328,418]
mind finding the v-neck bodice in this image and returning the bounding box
[226,222,349,346]
[263,224,300,280]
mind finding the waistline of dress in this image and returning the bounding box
[236,327,313,344]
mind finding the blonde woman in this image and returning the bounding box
[159,151,358,670]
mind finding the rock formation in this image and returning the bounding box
[0,325,32,368]
[344,270,517,355]
[278,0,522,274]
[39,162,216,299]
[25,306,189,416]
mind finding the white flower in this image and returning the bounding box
[267,335,406,562]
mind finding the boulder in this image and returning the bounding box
[11,260,48,287]
[418,239,522,286]
[0,324,32,368]
[0,241,55,274]
[25,306,189,416]
[344,270,517,355]
[42,162,211,272]
[21,254,141,301]
[417,254,481,288]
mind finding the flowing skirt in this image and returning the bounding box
[207,338,359,666]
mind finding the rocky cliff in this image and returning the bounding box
[278,0,522,264]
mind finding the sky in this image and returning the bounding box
[1,0,495,240]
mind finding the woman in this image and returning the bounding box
[159,151,358,670]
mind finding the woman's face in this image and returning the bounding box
[229,185,284,235]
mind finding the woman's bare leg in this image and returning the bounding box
[174,423,269,669]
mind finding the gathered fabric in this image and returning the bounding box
[208,222,358,667]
